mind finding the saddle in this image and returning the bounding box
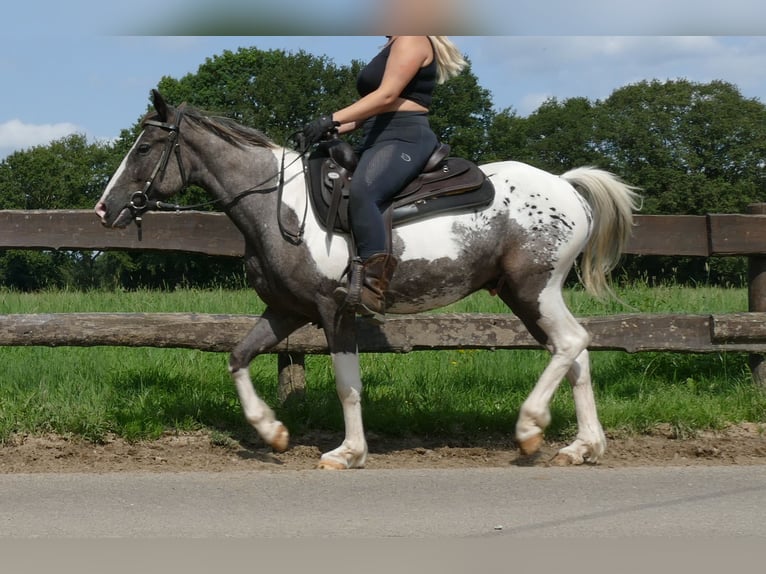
[305,139,495,237]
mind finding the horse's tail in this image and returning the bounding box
[561,167,642,299]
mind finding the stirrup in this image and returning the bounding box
[333,258,388,323]
[333,291,387,324]
[356,302,387,325]
[333,257,364,307]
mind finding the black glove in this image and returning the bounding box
[301,115,339,146]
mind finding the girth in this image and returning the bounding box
[305,139,495,237]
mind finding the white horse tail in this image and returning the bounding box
[561,167,642,299]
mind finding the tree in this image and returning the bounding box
[155,47,363,146]
[0,134,122,290]
[595,79,766,216]
[484,106,528,163]
[592,79,766,285]
[0,133,116,210]
[155,47,494,161]
[516,97,606,173]
[429,61,495,162]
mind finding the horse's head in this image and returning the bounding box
[95,90,189,228]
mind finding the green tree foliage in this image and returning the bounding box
[0,133,114,210]
[592,80,766,285]
[155,47,364,145]
[515,97,604,172]
[595,79,766,216]
[2,45,765,290]
[0,134,121,290]
[484,106,528,163]
[429,61,495,162]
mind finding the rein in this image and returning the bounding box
[128,109,308,244]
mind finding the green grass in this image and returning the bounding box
[0,284,764,445]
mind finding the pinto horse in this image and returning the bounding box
[95,90,641,469]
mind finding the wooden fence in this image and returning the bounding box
[3,207,766,391]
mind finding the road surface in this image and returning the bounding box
[2,465,765,538]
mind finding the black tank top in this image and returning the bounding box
[356,39,437,108]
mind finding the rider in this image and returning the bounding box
[301,36,466,321]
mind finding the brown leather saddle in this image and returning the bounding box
[304,139,495,237]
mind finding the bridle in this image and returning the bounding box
[124,105,309,244]
[127,105,189,238]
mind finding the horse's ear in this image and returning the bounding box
[151,89,169,121]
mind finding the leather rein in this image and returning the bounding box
[126,106,308,244]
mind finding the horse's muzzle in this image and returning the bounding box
[95,202,134,228]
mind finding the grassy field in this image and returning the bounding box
[0,284,764,444]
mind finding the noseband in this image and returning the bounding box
[127,105,189,239]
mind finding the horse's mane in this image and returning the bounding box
[143,105,278,149]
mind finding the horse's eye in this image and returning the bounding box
[137,144,151,155]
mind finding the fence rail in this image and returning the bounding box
[2,312,766,353]
[3,209,766,257]
[3,208,766,390]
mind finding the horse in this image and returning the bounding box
[95,90,641,469]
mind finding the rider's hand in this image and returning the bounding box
[301,115,340,146]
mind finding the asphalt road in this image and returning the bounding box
[2,465,766,539]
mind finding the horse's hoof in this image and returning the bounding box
[518,433,544,456]
[316,458,348,470]
[550,452,577,466]
[270,423,290,453]
[316,446,367,470]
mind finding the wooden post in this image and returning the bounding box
[277,352,306,406]
[746,203,766,387]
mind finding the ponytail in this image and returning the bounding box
[428,36,467,84]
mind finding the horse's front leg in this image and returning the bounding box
[317,310,368,470]
[228,307,308,452]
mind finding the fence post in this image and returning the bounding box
[746,203,766,387]
[277,352,306,405]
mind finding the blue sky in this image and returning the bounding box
[2,1,766,159]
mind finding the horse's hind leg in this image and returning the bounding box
[497,263,605,464]
[550,348,607,465]
[228,307,308,452]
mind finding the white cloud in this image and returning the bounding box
[483,37,726,73]
[0,119,81,159]
[471,36,766,115]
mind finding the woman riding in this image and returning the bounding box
[301,36,466,321]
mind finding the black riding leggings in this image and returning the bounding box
[349,112,438,260]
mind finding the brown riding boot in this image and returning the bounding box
[357,253,397,322]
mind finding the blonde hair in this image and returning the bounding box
[428,36,467,84]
